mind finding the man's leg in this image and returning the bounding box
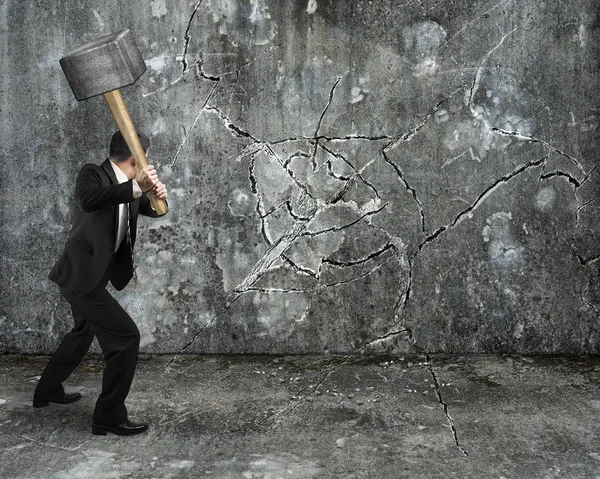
[34,310,95,401]
[61,285,140,426]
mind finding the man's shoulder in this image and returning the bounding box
[80,159,110,171]
[77,160,111,177]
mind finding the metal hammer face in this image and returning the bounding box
[60,29,146,101]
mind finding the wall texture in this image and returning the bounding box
[1,0,599,355]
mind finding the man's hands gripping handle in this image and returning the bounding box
[135,165,168,201]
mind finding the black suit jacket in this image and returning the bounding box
[49,159,166,296]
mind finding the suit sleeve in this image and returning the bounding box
[138,192,168,218]
[75,164,136,213]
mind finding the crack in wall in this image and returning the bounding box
[181,0,204,74]
[319,143,382,200]
[281,255,319,279]
[491,127,586,177]
[302,203,388,238]
[443,0,513,46]
[577,192,600,215]
[242,252,397,294]
[382,151,426,233]
[194,56,222,82]
[412,154,549,258]
[576,254,600,266]
[384,94,456,153]
[539,170,581,188]
[205,105,260,142]
[581,288,600,317]
[314,76,344,140]
[310,76,344,164]
[264,145,318,202]
[467,26,517,109]
[323,243,396,268]
[171,81,220,166]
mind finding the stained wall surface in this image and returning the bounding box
[1,0,599,354]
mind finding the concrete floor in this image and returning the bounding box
[0,354,599,479]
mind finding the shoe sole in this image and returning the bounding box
[32,396,81,408]
[92,425,148,436]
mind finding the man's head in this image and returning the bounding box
[110,130,150,180]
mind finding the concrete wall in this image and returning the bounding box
[1,0,599,355]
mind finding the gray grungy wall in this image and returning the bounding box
[1,0,599,354]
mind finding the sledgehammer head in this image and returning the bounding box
[60,29,146,101]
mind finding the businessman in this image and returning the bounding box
[33,130,168,436]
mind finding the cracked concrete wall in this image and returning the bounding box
[1,0,599,354]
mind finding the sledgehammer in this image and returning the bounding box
[59,29,168,215]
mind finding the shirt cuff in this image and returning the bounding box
[131,180,142,199]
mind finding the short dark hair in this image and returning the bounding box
[109,130,150,162]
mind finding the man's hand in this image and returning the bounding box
[152,181,168,201]
[135,165,159,192]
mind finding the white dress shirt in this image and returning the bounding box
[110,160,142,250]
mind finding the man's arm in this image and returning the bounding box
[75,164,135,213]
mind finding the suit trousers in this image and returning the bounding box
[35,256,140,425]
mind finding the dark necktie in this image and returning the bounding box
[125,203,134,265]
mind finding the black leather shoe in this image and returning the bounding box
[92,418,149,436]
[33,392,82,408]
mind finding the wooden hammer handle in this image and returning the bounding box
[103,90,169,216]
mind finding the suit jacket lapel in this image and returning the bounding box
[101,158,120,247]
[102,158,118,184]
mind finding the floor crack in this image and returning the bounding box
[426,364,469,456]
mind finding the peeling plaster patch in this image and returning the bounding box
[350,86,364,103]
[402,21,447,77]
[215,230,261,293]
[167,460,195,470]
[238,454,322,478]
[535,186,556,211]
[435,109,450,123]
[513,321,525,339]
[588,400,600,410]
[151,117,167,135]
[482,212,525,272]
[445,71,535,162]
[285,234,345,277]
[577,24,588,48]
[147,53,172,72]
[306,0,318,14]
[150,0,168,18]
[206,0,277,46]
[415,57,438,77]
[156,250,174,267]
[228,189,257,217]
[51,450,141,479]
[92,10,105,29]
[251,292,311,336]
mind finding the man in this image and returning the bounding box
[33,130,168,436]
